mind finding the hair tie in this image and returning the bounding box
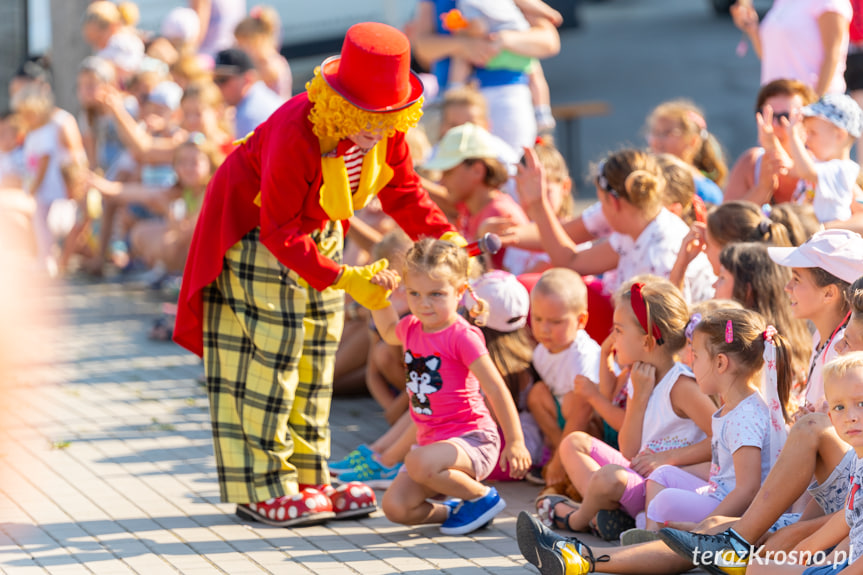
[595,158,619,198]
[761,203,773,218]
[630,282,664,345]
[757,219,771,236]
[466,284,488,327]
[685,313,702,342]
[725,320,734,344]
[250,5,263,18]
[535,135,545,145]
[763,325,777,343]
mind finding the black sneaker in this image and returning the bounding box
[516,511,607,575]
[658,527,751,575]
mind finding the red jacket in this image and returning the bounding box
[174,93,453,356]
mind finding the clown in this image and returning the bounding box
[173,22,465,527]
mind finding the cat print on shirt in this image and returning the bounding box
[405,351,443,416]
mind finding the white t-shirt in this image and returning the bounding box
[760,0,852,94]
[606,208,716,303]
[708,393,773,500]
[581,201,613,239]
[0,148,26,188]
[23,122,66,204]
[458,0,529,33]
[532,330,601,402]
[804,326,846,411]
[793,158,858,223]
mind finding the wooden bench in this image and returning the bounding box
[551,100,612,181]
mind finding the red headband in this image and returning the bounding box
[630,282,664,345]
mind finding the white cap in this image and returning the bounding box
[148,81,183,111]
[98,32,144,73]
[767,229,863,284]
[423,122,499,172]
[161,7,200,44]
[466,270,529,333]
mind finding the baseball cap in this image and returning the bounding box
[424,122,499,172]
[767,229,863,284]
[98,32,144,73]
[148,81,183,111]
[466,270,530,333]
[161,7,200,43]
[801,93,863,139]
[213,49,255,77]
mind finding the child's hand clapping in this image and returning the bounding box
[500,440,531,479]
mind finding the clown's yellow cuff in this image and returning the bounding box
[440,231,468,247]
[333,259,392,310]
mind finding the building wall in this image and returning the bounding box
[0,0,28,111]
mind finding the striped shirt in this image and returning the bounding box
[343,145,366,193]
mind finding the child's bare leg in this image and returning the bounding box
[561,390,595,434]
[558,431,603,495]
[527,382,563,448]
[731,413,848,543]
[565,464,630,531]
[381,471,448,526]
[403,441,486,501]
[370,410,412,454]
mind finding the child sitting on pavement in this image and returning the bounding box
[370,238,530,535]
[526,268,601,486]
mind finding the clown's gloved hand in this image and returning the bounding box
[440,230,468,248]
[333,259,392,310]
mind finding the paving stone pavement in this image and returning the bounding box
[0,277,661,574]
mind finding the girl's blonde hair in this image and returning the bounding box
[235,5,280,44]
[306,68,423,140]
[10,84,53,119]
[84,1,121,28]
[615,275,689,352]
[597,149,666,213]
[719,242,812,383]
[655,153,696,225]
[695,308,794,422]
[648,99,728,188]
[707,200,795,249]
[117,2,139,27]
[403,238,488,322]
[404,237,470,286]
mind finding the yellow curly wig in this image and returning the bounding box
[306,68,423,140]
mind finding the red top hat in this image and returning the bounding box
[321,22,424,112]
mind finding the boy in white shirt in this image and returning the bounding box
[784,93,863,223]
[526,267,601,485]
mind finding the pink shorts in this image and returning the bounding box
[589,437,647,518]
[450,429,502,481]
[404,429,502,481]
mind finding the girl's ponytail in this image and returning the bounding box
[763,329,793,424]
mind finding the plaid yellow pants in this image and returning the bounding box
[202,224,344,503]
